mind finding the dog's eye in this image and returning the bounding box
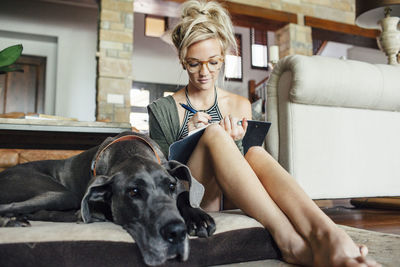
[169,182,176,192]
[128,187,139,198]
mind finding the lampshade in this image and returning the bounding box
[355,0,400,29]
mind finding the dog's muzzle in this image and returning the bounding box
[160,219,187,244]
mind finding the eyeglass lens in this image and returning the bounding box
[186,58,222,73]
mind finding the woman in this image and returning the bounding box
[147,1,379,266]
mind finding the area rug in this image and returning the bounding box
[215,224,400,267]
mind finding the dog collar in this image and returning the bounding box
[91,135,161,176]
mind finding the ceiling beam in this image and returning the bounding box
[35,0,98,8]
[312,28,379,49]
[305,16,379,39]
[165,0,297,31]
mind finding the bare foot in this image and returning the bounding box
[310,227,381,267]
[273,229,313,266]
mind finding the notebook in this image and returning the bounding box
[168,120,271,164]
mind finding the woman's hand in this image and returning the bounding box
[187,112,212,133]
[219,115,248,141]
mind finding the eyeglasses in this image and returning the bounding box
[184,56,224,73]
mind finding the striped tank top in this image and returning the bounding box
[177,87,223,139]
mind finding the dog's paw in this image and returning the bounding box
[3,217,31,227]
[183,208,216,238]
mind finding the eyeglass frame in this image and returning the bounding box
[183,56,224,73]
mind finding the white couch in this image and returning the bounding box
[265,55,400,199]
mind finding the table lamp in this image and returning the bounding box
[268,45,279,65]
[355,0,400,65]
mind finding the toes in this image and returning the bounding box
[183,208,216,238]
[197,213,216,237]
[354,256,381,267]
[5,217,31,227]
[186,221,196,236]
[196,227,208,237]
[359,245,368,257]
[207,221,216,236]
[194,216,211,237]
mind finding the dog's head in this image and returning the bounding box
[81,156,195,266]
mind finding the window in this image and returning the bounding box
[224,34,242,81]
[250,28,268,69]
[163,91,174,97]
[130,88,150,131]
[130,82,182,132]
[145,15,167,37]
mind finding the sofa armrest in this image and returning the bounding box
[274,55,400,111]
[266,55,400,160]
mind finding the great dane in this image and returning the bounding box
[0,131,216,266]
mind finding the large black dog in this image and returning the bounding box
[0,131,216,266]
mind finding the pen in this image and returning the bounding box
[179,103,243,125]
[179,103,198,114]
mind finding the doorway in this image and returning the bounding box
[0,55,46,114]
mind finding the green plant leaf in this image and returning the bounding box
[0,44,23,68]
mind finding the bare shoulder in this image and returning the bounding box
[172,87,187,123]
[218,88,252,119]
[171,87,186,103]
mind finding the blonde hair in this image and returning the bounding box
[171,0,237,64]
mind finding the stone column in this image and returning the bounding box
[97,0,133,123]
[275,23,313,58]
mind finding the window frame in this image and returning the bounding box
[224,33,243,82]
[250,28,270,70]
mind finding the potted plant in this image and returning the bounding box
[0,44,23,74]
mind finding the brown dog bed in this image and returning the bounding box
[0,211,280,267]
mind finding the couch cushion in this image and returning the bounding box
[0,149,19,168]
[268,55,400,112]
[0,211,280,267]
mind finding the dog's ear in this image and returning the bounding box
[90,137,115,176]
[165,160,204,208]
[81,175,114,223]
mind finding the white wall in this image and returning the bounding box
[0,0,98,121]
[320,41,387,64]
[347,46,387,64]
[132,13,270,98]
[132,13,187,86]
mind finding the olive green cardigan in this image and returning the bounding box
[147,95,243,158]
[147,96,180,157]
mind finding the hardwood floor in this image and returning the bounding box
[316,199,400,235]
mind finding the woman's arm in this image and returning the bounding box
[148,108,171,158]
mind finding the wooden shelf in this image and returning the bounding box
[305,16,380,39]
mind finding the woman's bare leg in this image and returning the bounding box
[187,125,312,265]
[245,146,379,267]
[187,125,378,266]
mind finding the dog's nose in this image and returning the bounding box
[160,220,187,244]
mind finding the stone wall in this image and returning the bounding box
[97,0,133,123]
[230,0,355,59]
[275,24,313,58]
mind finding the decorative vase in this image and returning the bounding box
[378,16,400,65]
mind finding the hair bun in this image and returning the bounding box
[172,0,237,63]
